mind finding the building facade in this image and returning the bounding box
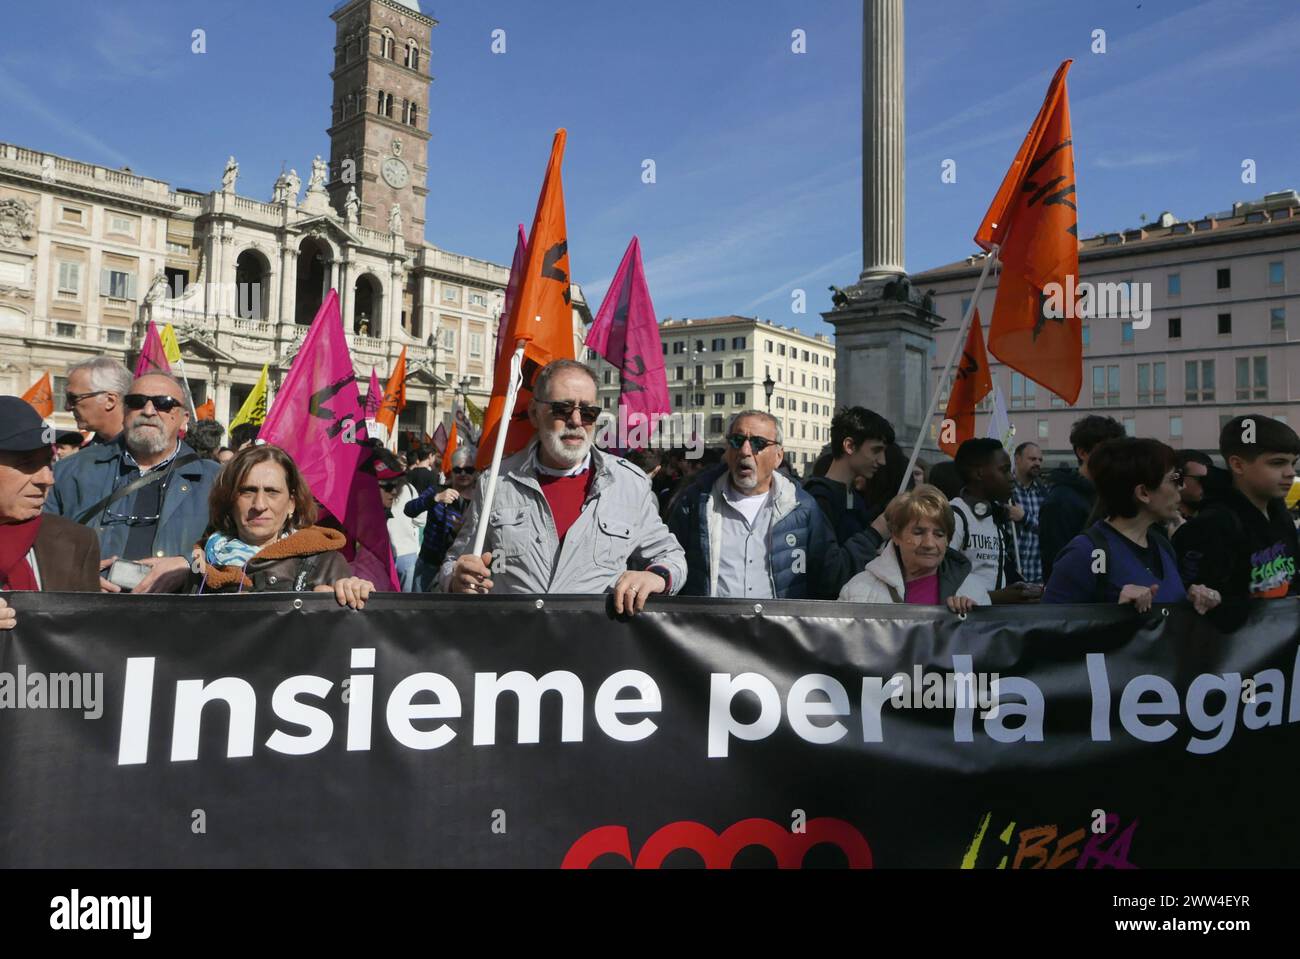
[913,190,1300,462]
[0,0,590,448]
[585,315,838,470]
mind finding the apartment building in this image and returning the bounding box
[585,315,838,470]
[913,190,1300,461]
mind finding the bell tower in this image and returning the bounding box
[327,0,433,248]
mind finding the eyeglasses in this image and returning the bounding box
[64,390,107,410]
[536,399,601,425]
[124,393,185,413]
[726,433,778,454]
[452,466,476,475]
[1166,470,1184,488]
[378,483,398,492]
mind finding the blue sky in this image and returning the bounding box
[1,0,1296,336]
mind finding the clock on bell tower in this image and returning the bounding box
[327,0,434,248]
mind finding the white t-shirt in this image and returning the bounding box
[722,483,771,528]
[950,496,1009,593]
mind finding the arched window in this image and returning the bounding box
[409,104,418,128]
[405,40,419,70]
[382,30,394,60]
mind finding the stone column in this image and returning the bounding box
[862,0,905,281]
[822,0,940,456]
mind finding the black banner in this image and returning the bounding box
[2,593,1298,868]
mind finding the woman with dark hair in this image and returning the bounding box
[186,444,374,607]
[1042,437,1220,613]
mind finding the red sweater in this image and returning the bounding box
[539,470,594,541]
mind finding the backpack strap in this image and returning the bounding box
[74,452,202,525]
[951,503,971,552]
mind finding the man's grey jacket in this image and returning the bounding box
[438,442,687,594]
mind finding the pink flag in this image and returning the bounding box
[134,321,171,377]
[495,225,528,367]
[258,290,399,591]
[586,237,670,446]
[363,369,383,418]
[431,422,448,456]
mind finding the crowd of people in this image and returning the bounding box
[3,355,1299,630]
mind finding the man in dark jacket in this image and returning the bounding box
[668,410,880,599]
[1174,414,1300,607]
[803,405,894,548]
[1039,415,1125,580]
[45,372,221,593]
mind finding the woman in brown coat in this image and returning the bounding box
[188,444,373,608]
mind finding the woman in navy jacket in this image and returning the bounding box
[1043,437,1221,614]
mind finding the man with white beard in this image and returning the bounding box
[441,360,685,613]
[46,372,220,593]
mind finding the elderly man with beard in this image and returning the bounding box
[441,360,686,613]
[46,372,221,593]
[668,410,880,599]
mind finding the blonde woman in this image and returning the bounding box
[839,484,989,613]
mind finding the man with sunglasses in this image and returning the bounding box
[63,356,132,446]
[46,372,221,593]
[405,448,477,592]
[667,410,873,600]
[441,360,684,612]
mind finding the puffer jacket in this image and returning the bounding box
[189,526,353,593]
[668,465,863,599]
[838,542,990,605]
[438,442,687,594]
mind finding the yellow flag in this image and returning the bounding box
[159,323,182,365]
[230,364,269,430]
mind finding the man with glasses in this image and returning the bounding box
[667,410,872,599]
[405,448,477,592]
[46,372,221,593]
[62,356,132,445]
[441,359,685,612]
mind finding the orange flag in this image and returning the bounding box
[195,398,216,421]
[975,59,1081,404]
[440,419,459,475]
[376,346,407,434]
[939,310,993,457]
[476,129,575,468]
[22,371,54,418]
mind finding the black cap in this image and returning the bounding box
[0,396,53,452]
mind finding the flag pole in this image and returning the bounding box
[175,355,199,420]
[899,243,1000,497]
[471,340,526,556]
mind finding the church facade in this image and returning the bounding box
[0,0,589,445]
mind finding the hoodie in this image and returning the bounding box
[1173,465,1299,604]
[1038,466,1095,581]
[803,475,877,547]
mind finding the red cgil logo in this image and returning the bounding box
[561,817,873,869]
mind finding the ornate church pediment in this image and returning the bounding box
[292,215,359,249]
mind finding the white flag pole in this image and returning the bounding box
[174,355,199,421]
[471,341,526,557]
[899,244,1000,497]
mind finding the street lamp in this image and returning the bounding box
[763,373,775,410]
